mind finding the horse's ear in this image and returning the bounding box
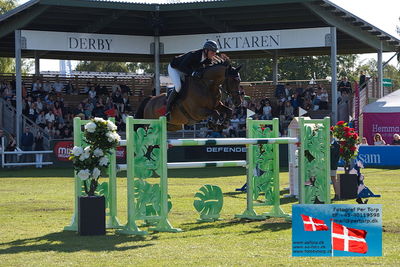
[236,65,242,72]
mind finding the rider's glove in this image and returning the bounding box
[191,71,202,79]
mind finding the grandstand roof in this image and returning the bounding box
[0,0,399,61]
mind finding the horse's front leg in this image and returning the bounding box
[215,103,233,122]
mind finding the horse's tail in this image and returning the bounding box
[134,96,152,119]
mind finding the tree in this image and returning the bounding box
[0,0,16,73]
[230,54,358,82]
[75,61,130,72]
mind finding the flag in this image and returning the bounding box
[332,222,368,254]
[300,214,328,231]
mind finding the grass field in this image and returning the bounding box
[0,167,399,266]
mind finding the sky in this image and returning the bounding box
[16,0,400,72]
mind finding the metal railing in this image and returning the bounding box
[1,137,53,168]
[0,98,51,149]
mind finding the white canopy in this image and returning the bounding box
[363,89,400,113]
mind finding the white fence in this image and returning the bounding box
[0,137,53,168]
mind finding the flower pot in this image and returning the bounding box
[78,195,106,236]
[337,174,359,199]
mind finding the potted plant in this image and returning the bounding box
[331,121,359,199]
[70,117,120,235]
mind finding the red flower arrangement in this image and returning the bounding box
[331,121,359,173]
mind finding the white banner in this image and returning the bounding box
[21,27,330,55]
[161,27,330,54]
[21,30,153,54]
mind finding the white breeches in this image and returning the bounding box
[168,64,186,93]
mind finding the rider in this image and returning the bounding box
[165,40,219,119]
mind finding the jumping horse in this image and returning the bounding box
[134,61,242,131]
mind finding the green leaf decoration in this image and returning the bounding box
[132,179,171,220]
[194,184,223,222]
[133,123,162,179]
[302,124,328,204]
[96,182,109,208]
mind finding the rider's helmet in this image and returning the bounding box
[203,40,219,53]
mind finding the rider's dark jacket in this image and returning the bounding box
[170,49,212,76]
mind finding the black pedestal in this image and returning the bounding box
[338,174,359,199]
[78,196,106,236]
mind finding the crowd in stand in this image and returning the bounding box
[0,77,134,143]
[198,82,330,138]
[2,75,399,148]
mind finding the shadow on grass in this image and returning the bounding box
[0,231,154,254]
[181,219,246,231]
[180,217,291,233]
[241,220,292,234]
[168,167,246,178]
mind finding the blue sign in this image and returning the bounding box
[357,146,400,167]
[292,204,382,257]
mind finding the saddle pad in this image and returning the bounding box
[156,105,167,116]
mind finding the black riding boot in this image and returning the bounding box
[165,89,178,120]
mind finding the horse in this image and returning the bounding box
[134,62,242,131]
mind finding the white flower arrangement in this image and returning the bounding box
[70,117,120,196]
[93,148,104,157]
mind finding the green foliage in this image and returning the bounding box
[132,124,162,178]
[0,0,15,14]
[331,121,359,167]
[70,118,120,196]
[231,55,358,82]
[302,125,329,204]
[193,184,223,221]
[250,124,275,203]
[75,61,169,74]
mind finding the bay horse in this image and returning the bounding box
[134,62,242,131]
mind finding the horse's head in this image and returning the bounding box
[223,65,242,107]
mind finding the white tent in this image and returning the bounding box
[362,89,400,144]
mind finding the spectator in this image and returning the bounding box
[88,87,97,103]
[120,81,131,95]
[45,110,56,124]
[36,110,46,128]
[0,129,6,151]
[330,134,340,199]
[373,133,386,145]
[338,76,352,95]
[111,79,121,94]
[32,79,42,93]
[392,134,400,145]
[360,137,369,146]
[35,97,43,113]
[44,122,56,138]
[359,71,366,91]
[5,133,17,164]
[318,87,329,110]
[65,81,75,95]
[20,127,34,162]
[122,93,131,112]
[53,101,64,124]
[27,102,38,121]
[42,80,52,93]
[112,89,124,113]
[284,83,292,100]
[34,132,44,168]
[52,78,64,94]
[262,101,272,120]
[83,81,92,94]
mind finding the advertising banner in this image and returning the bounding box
[357,146,400,167]
[21,30,153,54]
[162,27,330,54]
[363,112,400,145]
[292,204,382,257]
